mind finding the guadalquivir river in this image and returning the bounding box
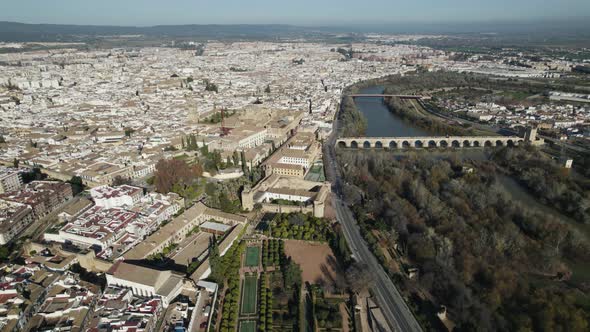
[354,85,590,283]
[354,86,434,137]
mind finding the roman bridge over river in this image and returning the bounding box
[346,94,430,100]
[336,136,526,149]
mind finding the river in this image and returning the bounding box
[353,84,590,284]
[354,86,434,137]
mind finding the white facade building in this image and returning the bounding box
[0,168,22,194]
[91,185,143,208]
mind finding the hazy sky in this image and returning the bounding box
[2,0,589,26]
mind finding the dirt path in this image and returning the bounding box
[339,302,351,332]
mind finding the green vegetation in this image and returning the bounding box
[309,285,343,330]
[203,167,261,213]
[186,259,201,275]
[197,145,246,174]
[304,164,326,182]
[241,274,258,315]
[210,240,246,332]
[0,246,10,261]
[153,158,203,202]
[263,213,352,268]
[334,47,354,59]
[204,80,219,93]
[230,67,248,72]
[181,134,200,151]
[386,97,476,136]
[269,199,304,206]
[203,109,236,124]
[239,321,257,332]
[245,246,260,267]
[124,128,135,137]
[492,146,590,224]
[337,149,590,331]
[67,175,85,195]
[147,242,178,262]
[258,272,272,332]
[267,240,302,331]
[187,225,200,237]
[329,226,353,268]
[339,96,367,137]
[266,213,332,242]
[204,179,243,214]
[262,239,281,269]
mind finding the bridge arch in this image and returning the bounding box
[402,141,411,149]
[439,140,448,148]
[473,141,481,147]
[337,141,347,148]
[507,140,515,147]
[496,140,504,147]
[463,140,471,147]
[428,140,437,148]
[375,141,383,148]
[415,140,424,148]
[350,141,358,149]
[484,140,493,147]
[452,140,460,148]
[389,141,398,149]
[363,141,371,149]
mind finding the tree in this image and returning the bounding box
[0,135,5,143]
[345,263,374,293]
[240,151,248,173]
[283,260,302,288]
[232,151,240,166]
[12,158,19,168]
[205,81,219,93]
[264,84,271,93]
[124,128,135,137]
[153,158,203,194]
[0,246,9,261]
[112,175,132,186]
[68,176,85,195]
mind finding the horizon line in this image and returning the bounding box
[2,17,590,29]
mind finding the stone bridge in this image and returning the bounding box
[336,136,525,149]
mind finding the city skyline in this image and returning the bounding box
[2,0,590,26]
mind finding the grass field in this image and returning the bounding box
[304,164,326,182]
[240,275,258,315]
[245,246,260,267]
[239,320,257,332]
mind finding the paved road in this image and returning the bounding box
[323,114,422,332]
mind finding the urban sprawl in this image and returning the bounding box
[0,38,588,332]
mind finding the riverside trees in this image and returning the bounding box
[337,149,589,331]
[491,145,590,224]
[339,96,367,137]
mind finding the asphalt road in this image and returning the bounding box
[323,115,422,332]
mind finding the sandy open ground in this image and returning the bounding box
[284,240,342,288]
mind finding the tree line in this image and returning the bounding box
[337,149,589,331]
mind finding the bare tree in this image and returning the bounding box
[345,263,375,293]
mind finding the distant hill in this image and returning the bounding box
[1,19,589,43]
[0,21,314,42]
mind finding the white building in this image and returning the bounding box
[91,185,143,209]
[106,261,185,308]
[0,168,22,194]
